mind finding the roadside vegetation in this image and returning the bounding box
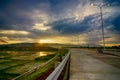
[0,43,58,51]
[0,43,68,80]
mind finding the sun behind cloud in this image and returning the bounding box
[33,23,50,31]
[38,39,55,43]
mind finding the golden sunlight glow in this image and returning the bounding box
[33,23,50,31]
[74,13,81,20]
[105,44,120,47]
[38,52,47,57]
[0,30,29,35]
[39,39,55,43]
[37,35,87,45]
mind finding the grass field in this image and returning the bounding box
[0,51,56,80]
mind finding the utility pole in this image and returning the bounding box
[91,3,106,49]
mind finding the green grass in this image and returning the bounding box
[0,50,57,80]
[59,48,69,56]
[19,48,69,80]
[20,55,58,80]
[34,54,56,61]
[0,72,19,80]
[0,47,68,80]
[21,62,54,80]
[5,62,42,74]
[0,64,10,70]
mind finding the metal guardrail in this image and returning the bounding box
[12,54,59,80]
[46,52,70,80]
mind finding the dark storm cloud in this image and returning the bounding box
[0,0,79,29]
[49,0,80,17]
[0,0,49,30]
[49,15,99,34]
[105,0,120,6]
[0,15,34,30]
[102,14,120,34]
[49,0,79,10]
[112,15,120,29]
[112,15,120,33]
[0,0,120,44]
[0,0,48,10]
[0,0,54,43]
[49,18,87,34]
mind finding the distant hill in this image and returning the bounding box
[0,43,59,51]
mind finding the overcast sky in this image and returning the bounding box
[0,0,120,46]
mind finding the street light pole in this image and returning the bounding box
[99,6,105,49]
[91,4,105,49]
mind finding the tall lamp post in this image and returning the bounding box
[91,3,105,49]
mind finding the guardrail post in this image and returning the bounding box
[67,54,70,80]
[63,55,70,80]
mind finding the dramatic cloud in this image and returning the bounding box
[0,0,120,46]
[0,38,8,43]
[112,15,120,33]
